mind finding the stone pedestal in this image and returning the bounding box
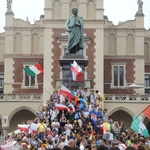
[59,59,88,89]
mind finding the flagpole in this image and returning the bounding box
[30,75,52,97]
[122,105,150,134]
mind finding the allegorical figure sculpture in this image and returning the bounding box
[137,0,143,14]
[65,8,84,54]
[6,0,12,12]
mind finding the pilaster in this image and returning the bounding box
[61,0,70,19]
[95,0,104,20]
[2,116,9,138]
[78,0,87,19]
[94,28,104,94]
[44,0,53,19]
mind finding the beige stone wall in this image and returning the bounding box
[0,34,5,62]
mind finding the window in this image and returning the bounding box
[22,64,37,89]
[145,74,150,94]
[111,63,126,88]
[0,74,4,93]
[0,74,4,88]
[145,74,150,87]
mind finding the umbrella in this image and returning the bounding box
[125,83,143,89]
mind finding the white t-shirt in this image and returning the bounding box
[51,122,60,132]
[65,124,72,136]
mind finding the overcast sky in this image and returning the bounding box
[0,0,149,32]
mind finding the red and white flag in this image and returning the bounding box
[68,103,75,113]
[142,105,150,119]
[55,104,70,112]
[60,85,74,102]
[29,123,38,134]
[71,61,84,82]
[18,124,29,133]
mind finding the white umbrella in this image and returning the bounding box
[125,83,143,89]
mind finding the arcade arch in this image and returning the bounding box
[8,107,36,133]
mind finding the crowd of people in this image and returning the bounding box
[0,86,150,150]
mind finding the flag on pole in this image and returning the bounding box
[70,60,84,82]
[142,105,150,120]
[29,123,38,134]
[60,85,75,102]
[24,63,44,76]
[55,104,70,112]
[131,115,149,137]
[18,124,30,133]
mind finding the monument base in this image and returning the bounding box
[59,59,88,89]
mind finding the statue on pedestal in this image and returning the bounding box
[6,0,13,13]
[65,8,84,54]
[137,0,143,14]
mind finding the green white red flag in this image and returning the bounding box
[131,115,149,137]
[24,63,44,76]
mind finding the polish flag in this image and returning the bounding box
[55,104,70,112]
[29,123,38,134]
[68,103,75,113]
[18,124,29,133]
[60,85,74,102]
[71,61,84,82]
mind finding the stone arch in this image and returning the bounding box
[108,107,133,130]
[108,33,116,55]
[8,106,36,132]
[53,0,61,18]
[31,33,39,54]
[14,33,22,54]
[108,107,134,117]
[126,34,134,55]
[87,0,96,19]
[144,42,149,62]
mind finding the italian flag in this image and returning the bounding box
[131,115,149,137]
[24,63,44,76]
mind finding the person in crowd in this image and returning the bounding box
[118,136,126,150]
[112,120,120,137]
[37,119,47,141]
[51,117,60,135]
[14,138,23,150]
[64,120,73,140]
[82,88,90,102]
[80,138,87,150]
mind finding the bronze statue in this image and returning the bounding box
[65,8,84,54]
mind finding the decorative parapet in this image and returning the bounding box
[104,94,150,103]
[0,94,42,101]
[0,94,149,103]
